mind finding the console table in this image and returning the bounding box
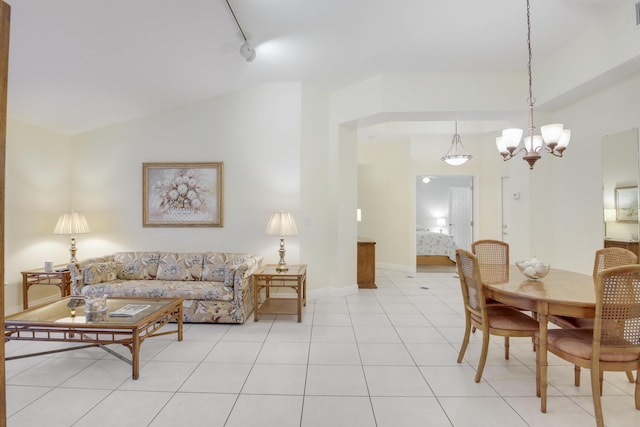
[357,239,376,288]
[21,267,71,309]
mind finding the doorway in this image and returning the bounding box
[416,175,474,251]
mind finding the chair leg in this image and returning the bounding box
[575,365,581,386]
[475,331,490,383]
[591,368,605,427]
[504,336,510,360]
[457,319,471,364]
[634,370,639,410]
[626,370,635,383]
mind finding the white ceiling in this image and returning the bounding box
[5,0,628,135]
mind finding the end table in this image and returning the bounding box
[21,267,71,309]
[253,264,307,322]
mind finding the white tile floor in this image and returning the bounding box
[5,269,640,426]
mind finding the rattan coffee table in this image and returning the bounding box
[4,296,183,379]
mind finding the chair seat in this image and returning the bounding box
[547,328,640,362]
[471,305,539,331]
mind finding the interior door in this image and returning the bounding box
[449,184,473,250]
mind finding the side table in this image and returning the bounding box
[253,264,307,322]
[21,267,71,309]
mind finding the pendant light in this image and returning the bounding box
[496,0,571,169]
[441,121,472,166]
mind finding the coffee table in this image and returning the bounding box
[4,296,183,379]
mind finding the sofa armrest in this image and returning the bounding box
[68,255,114,294]
[231,255,264,306]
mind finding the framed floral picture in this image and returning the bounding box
[143,162,223,227]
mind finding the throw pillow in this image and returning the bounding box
[84,261,118,285]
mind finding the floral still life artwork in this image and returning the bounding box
[143,162,223,227]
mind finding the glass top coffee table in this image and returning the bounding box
[4,296,183,379]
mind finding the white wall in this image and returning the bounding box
[5,120,72,311]
[4,83,343,312]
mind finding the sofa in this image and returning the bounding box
[68,251,263,323]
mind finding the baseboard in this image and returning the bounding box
[6,295,60,316]
[375,262,415,273]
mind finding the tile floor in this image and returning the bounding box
[5,268,640,426]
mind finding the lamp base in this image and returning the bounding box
[69,236,78,263]
[276,238,289,272]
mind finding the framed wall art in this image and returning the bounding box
[143,162,224,227]
[615,186,638,223]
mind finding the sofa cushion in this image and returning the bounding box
[202,252,252,282]
[157,252,204,281]
[80,279,233,301]
[114,252,159,280]
[83,261,118,285]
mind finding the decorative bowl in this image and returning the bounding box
[516,261,550,280]
[85,294,108,313]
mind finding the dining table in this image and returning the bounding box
[480,264,595,413]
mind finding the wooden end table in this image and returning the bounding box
[253,264,307,322]
[21,267,72,309]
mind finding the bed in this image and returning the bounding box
[416,228,457,266]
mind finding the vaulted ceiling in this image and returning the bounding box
[6,0,629,135]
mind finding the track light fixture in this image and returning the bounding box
[225,0,256,62]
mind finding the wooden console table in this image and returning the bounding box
[21,267,71,309]
[357,239,376,288]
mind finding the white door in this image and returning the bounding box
[500,176,512,244]
[449,184,473,250]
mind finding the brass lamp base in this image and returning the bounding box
[276,238,289,272]
[69,236,78,263]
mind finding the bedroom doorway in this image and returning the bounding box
[416,175,474,265]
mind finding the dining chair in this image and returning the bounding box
[455,249,539,382]
[549,247,637,385]
[540,264,640,427]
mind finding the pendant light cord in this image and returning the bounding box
[526,0,535,138]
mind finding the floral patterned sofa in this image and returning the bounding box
[68,251,263,323]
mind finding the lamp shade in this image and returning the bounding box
[53,211,91,235]
[265,211,298,236]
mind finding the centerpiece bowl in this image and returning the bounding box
[516,260,550,280]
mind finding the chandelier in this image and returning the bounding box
[441,121,472,166]
[495,0,571,170]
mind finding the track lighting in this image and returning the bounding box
[240,41,256,62]
[225,0,256,62]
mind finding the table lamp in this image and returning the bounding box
[437,218,446,233]
[53,211,91,263]
[265,211,298,272]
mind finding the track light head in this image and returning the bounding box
[240,41,256,62]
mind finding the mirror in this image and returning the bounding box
[602,128,640,243]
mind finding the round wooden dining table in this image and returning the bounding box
[480,265,595,413]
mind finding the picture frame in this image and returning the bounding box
[615,186,638,223]
[143,162,223,227]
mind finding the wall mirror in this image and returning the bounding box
[602,128,639,243]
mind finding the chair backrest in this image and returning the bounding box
[456,249,487,321]
[471,240,509,284]
[592,247,638,278]
[471,240,509,266]
[593,265,640,353]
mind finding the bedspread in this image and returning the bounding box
[416,231,457,261]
